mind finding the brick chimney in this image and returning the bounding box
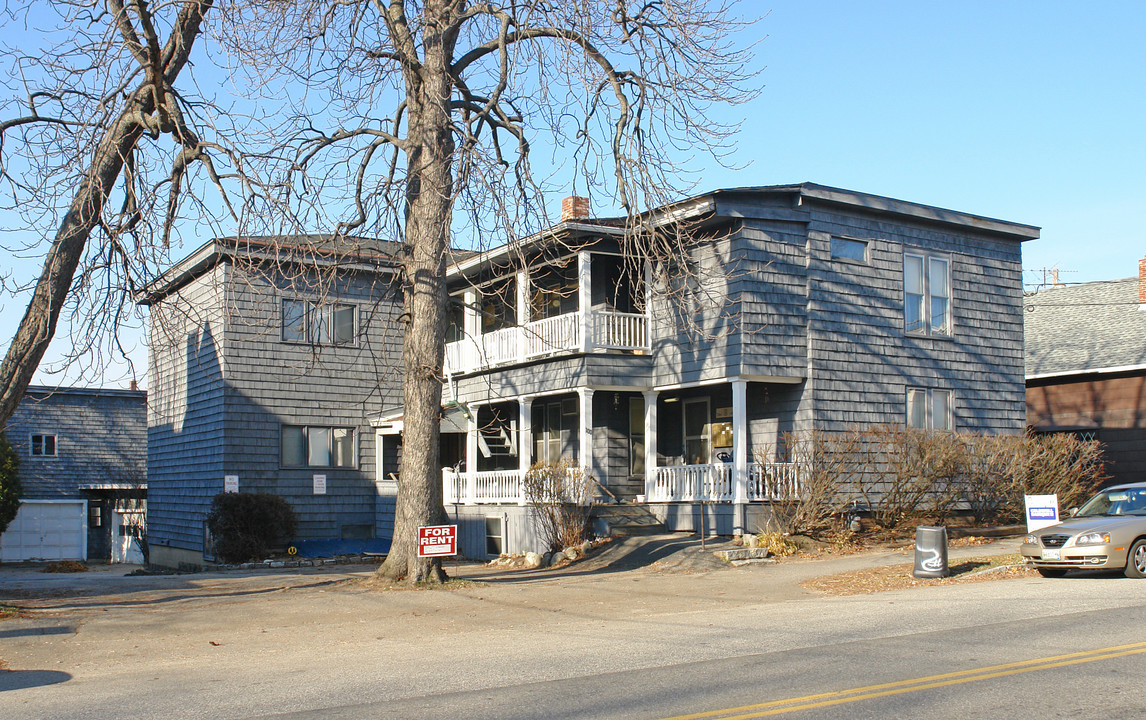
[129,379,138,391]
[1140,256,1146,305]
[561,195,590,222]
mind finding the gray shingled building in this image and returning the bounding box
[139,236,404,569]
[0,386,146,562]
[1025,263,1146,486]
[423,183,1039,557]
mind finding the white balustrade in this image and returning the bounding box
[594,311,648,349]
[747,462,804,501]
[650,463,733,502]
[443,309,648,374]
[523,313,581,357]
[442,468,524,504]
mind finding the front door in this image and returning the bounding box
[682,398,711,465]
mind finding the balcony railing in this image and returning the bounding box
[443,469,526,505]
[649,462,803,503]
[443,309,647,375]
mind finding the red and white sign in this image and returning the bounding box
[417,525,457,558]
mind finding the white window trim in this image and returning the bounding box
[281,424,357,469]
[904,252,952,337]
[281,297,358,346]
[29,432,58,458]
[906,388,954,431]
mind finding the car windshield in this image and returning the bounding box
[1076,488,1146,517]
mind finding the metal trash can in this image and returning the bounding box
[913,526,950,578]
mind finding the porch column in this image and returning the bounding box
[732,380,748,534]
[516,270,529,363]
[643,389,658,501]
[643,261,653,351]
[463,288,478,370]
[578,387,596,482]
[518,396,532,506]
[578,251,594,353]
[465,407,478,506]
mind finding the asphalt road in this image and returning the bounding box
[3,537,1145,719]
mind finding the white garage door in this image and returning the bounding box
[0,500,87,562]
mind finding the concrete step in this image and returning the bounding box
[590,503,666,537]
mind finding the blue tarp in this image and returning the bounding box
[288,538,391,558]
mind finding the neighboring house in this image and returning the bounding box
[0,385,147,563]
[1025,259,1146,487]
[138,235,404,569]
[385,183,1038,557]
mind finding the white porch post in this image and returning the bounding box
[578,387,596,482]
[463,288,478,370]
[643,389,658,502]
[465,407,478,506]
[578,251,594,353]
[516,270,529,363]
[643,260,653,351]
[518,396,531,506]
[732,380,748,534]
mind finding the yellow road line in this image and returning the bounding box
[657,641,1146,720]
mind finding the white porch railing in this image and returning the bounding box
[649,462,802,503]
[594,311,647,349]
[748,462,803,501]
[523,313,580,357]
[443,309,647,374]
[443,468,525,505]
[650,463,734,502]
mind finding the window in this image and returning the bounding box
[831,237,868,262]
[904,254,951,336]
[282,299,356,345]
[629,398,645,476]
[485,516,504,558]
[683,398,711,465]
[532,397,577,464]
[281,425,355,467]
[30,433,56,457]
[906,388,953,431]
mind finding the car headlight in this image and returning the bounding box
[1075,532,1111,546]
[1025,534,1038,545]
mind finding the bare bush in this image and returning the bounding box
[758,430,861,537]
[523,459,593,553]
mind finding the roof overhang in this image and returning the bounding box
[1026,362,1146,382]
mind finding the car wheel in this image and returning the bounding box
[1125,539,1146,579]
[1037,567,1067,578]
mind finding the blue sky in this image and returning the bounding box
[2,0,1143,387]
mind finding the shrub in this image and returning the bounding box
[758,430,859,537]
[206,492,297,563]
[523,459,593,552]
[0,432,21,535]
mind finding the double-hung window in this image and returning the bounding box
[282,299,356,345]
[906,388,953,431]
[281,425,355,467]
[30,433,57,457]
[904,253,951,336]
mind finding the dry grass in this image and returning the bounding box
[0,603,29,621]
[802,553,1036,596]
[41,561,88,573]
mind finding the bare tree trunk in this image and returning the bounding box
[376,0,457,583]
[0,113,144,427]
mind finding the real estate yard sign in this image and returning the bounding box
[417,525,457,558]
[1025,494,1060,532]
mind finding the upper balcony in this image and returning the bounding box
[444,251,649,376]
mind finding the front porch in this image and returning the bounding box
[444,250,648,375]
[441,461,803,505]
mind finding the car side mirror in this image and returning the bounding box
[1068,507,1079,517]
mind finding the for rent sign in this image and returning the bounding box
[417,525,458,558]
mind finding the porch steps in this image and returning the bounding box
[590,502,666,537]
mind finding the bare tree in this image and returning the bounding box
[0,0,260,426]
[228,0,760,582]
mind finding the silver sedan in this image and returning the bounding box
[1020,483,1146,578]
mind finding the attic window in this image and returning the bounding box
[831,237,868,262]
